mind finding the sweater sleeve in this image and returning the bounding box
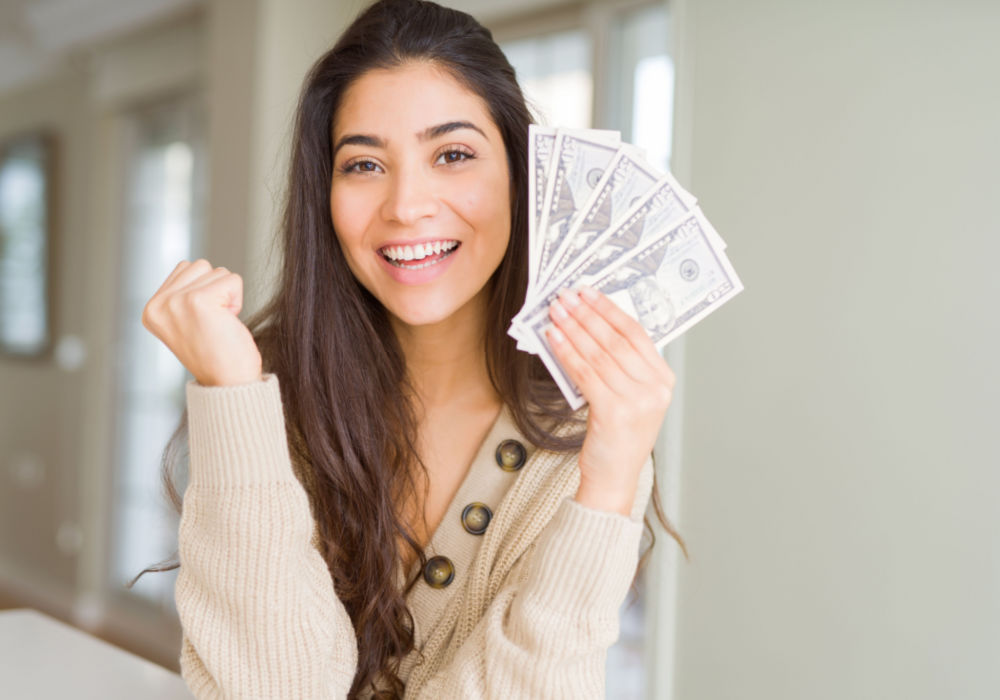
[174,374,358,700]
[410,457,654,699]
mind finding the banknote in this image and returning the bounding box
[523,209,743,409]
[510,171,696,349]
[516,127,619,352]
[531,131,621,297]
[527,125,556,282]
[526,172,698,316]
[540,146,663,292]
[512,127,743,407]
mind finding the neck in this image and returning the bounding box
[391,290,500,414]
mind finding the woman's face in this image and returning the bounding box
[330,62,511,329]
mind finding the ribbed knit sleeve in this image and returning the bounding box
[411,476,650,699]
[174,374,358,700]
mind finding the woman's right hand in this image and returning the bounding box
[141,259,263,387]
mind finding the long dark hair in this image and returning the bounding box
[140,1,684,697]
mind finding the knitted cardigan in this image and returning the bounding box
[175,373,655,699]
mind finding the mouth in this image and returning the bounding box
[378,240,461,269]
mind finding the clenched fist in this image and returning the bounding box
[141,259,263,387]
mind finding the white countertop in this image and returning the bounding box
[0,608,192,699]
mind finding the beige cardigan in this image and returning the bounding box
[176,373,655,699]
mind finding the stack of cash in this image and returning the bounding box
[509,125,744,409]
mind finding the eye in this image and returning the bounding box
[435,147,475,166]
[340,158,382,175]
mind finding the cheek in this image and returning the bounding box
[329,191,372,286]
[330,189,366,252]
[461,173,511,242]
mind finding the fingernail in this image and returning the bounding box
[550,299,568,320]
[559,289,580,307]
[578,285,599,301]
[547,326,565,343]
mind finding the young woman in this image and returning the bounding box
[141,0,681,697]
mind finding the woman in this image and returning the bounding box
[141,0,681,697]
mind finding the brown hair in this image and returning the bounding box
[139,0,684,697]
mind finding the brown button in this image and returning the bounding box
[461,502,492,535]
[423,555,455,588]
[495,439,527,471]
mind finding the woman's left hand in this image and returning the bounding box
[546,286,676,516]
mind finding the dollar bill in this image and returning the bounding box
[540,146,663,290]
[511,173,696,347]
[535,173,697,303]
[523,209,744,409]
[527,125,556,282]
[531,131,621,297]
[528,124,556,246]
[516,126,619,351]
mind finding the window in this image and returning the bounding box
[611,3,674,170]
[502,29,593,128]
[0,134,51,356]
[110,96,205,610]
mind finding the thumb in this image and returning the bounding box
[225,289,243,315]
[218,273,244,315]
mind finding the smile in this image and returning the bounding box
[379,240,460,269]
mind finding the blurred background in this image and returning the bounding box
[0,0,997,698]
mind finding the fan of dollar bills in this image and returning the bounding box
[508,125,744,409]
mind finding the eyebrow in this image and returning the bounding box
[422,120,486,141]
[332,120,487,159]
[332,134,385,158]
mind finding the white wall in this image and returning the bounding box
[673,1,1000,698]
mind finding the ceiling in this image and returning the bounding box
[0,0,201,94]
[0,0,579,95]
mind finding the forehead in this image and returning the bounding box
[333,62,498,139]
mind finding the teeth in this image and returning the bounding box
[381,240,458,262]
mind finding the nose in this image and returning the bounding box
[380,165,439,226]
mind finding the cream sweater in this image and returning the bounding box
[176,373,655,699]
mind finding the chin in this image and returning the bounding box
[383,296,463,328]
[392,306,455,327]
[379,281,490,330]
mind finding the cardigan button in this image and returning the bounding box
[461,502,492,535]
[423,555,455,588]
[495,439,527,471]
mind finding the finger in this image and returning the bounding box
[577,285,676,388]
[147,260,194,304]
[144,260,211,330]
[558,289,655,385]
[174,268,242,313]
[224,273,243,314]
[545,322,616,407]
[160,259,216,296]
[549,298,634,397]
[160,259,193,288]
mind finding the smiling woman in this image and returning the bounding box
[330,63,511,326]
[137,0,681,698]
